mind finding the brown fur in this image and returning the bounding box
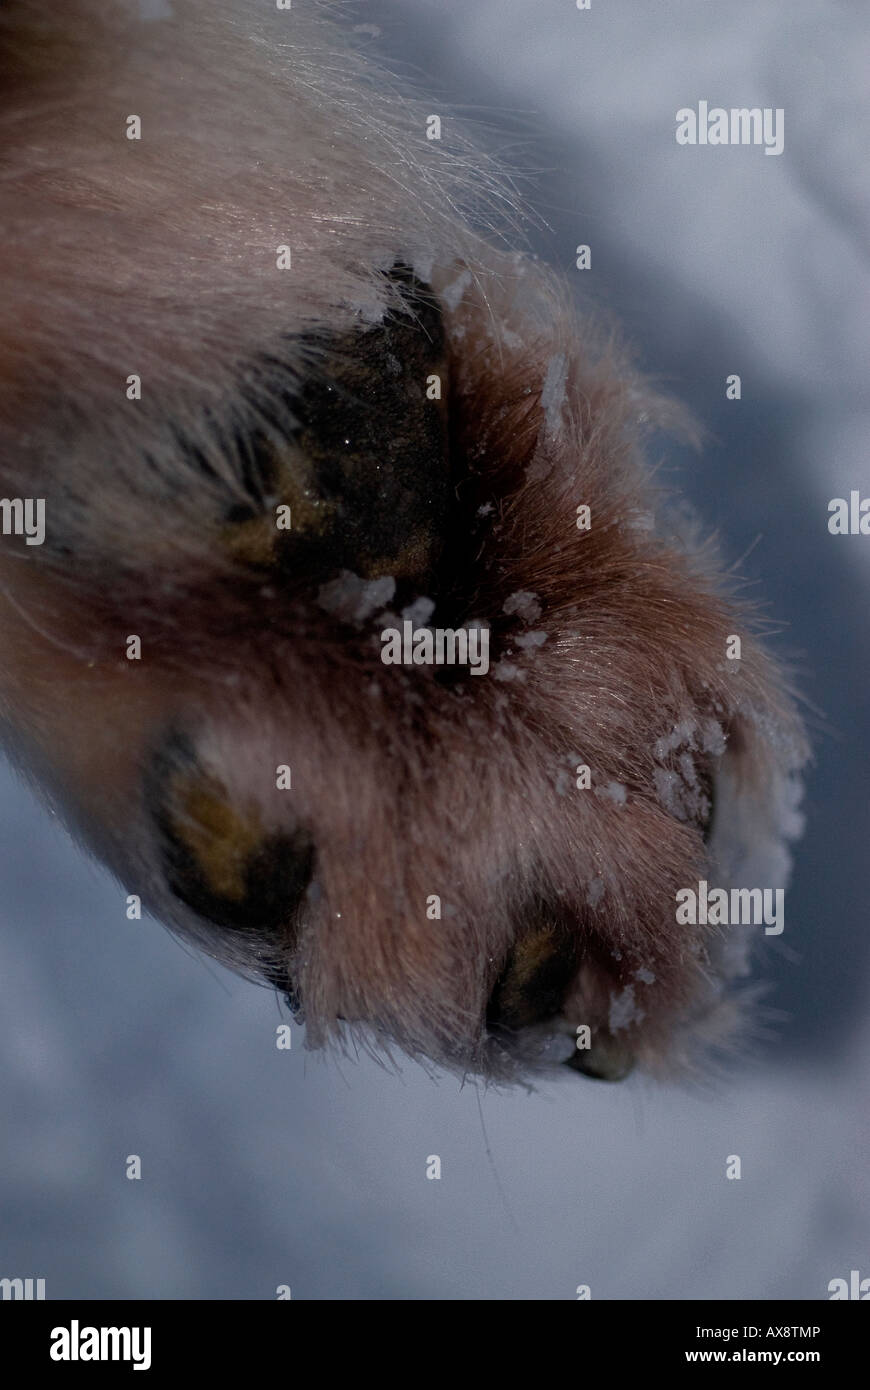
[0,0,807,1082]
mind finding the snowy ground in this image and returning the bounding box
[1,0,867,1299]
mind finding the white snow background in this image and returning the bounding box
[0,0,868,1298]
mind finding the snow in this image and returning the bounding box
[609,984,645,1033]
[317,570,395,625]
[401,596,436,627]
[503,590,542,624]
[597,780,628,806]
[586,876,605,909]
[442,268,472,311]
[540,352,568,436]
[492,659,525,682]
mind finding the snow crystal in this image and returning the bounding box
[515,630,548,649]
[503,590,542,624]
[540,352,568,435]
[678,751,697,784]
[597,780,627,806]
[374,609,400,630]
[442,268,472,311]
[317,571,396,625]
[555,769,572,797]
[653,719,697,760]
[653,767,685,819]
[609,985,646,1033]
[653,715,726,761]
[401,596,436,627]
[493,661,525,683]
[410,251,435,283]
[587,876,605,908]
[700,718,727,757]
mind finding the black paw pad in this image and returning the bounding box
[222,262,451,592]
[147,735,314,938]
[487,922,582,1033]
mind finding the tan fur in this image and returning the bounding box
[0,0,808,1082]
